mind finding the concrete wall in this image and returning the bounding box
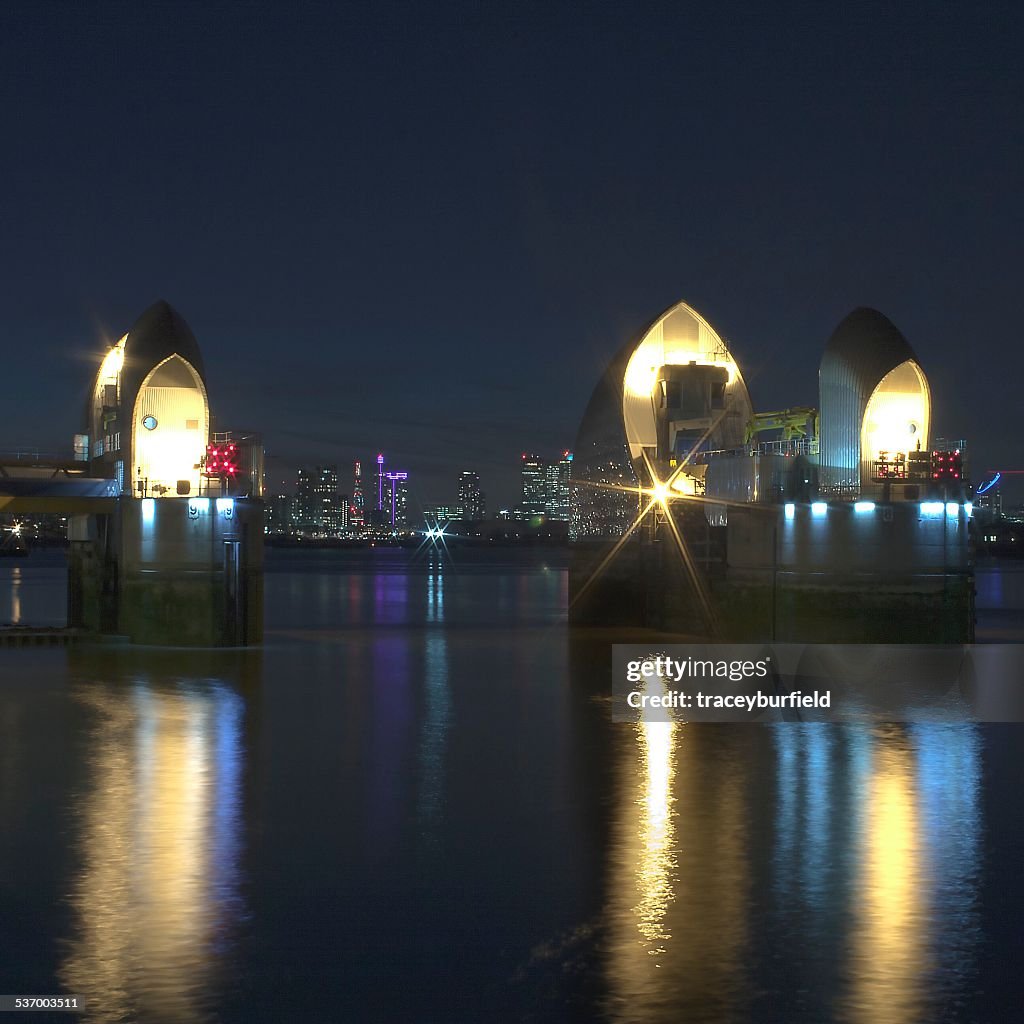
[119,497,263,645]
[718,501,973,642]
[569,500,974,643]
[69,497,263,646]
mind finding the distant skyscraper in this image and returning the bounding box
[296,465,343,535]
[350,460,365,530]
[547,451,572,520]
[384,471,409,526]
[376,453,386,513]
[265,494,295,535]
[518,452,572,521]
[520,454,546,518]
[296,468,314,533]
[457,470,485,520]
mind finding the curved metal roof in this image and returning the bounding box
[818,307,927,496]
[119,300,206,406]
[820,307,919,387]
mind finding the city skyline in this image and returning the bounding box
[267,449,575,534]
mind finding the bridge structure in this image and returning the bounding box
[0,451,120,515]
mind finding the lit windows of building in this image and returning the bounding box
[518,452,572,521]
[296,466,343,536]
[457,471,486,521]
[520,454,547,518]
[350,460,366,530]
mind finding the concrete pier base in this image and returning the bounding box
[69,496,263,646]
[570,501,974,643]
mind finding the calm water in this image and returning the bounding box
[1,550,1023,1023]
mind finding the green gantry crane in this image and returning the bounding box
[743,407,819,445]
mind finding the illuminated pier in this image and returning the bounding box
[1,301,263,645]
[569,301,973,642]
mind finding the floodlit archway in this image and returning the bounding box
[131,355,210,497]
[621,301,752,468]
[860,359,930,477]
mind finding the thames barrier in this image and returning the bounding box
[569,300,973,642]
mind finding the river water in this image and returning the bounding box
[1,550,1022,1023]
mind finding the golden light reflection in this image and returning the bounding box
[61,682,243,1024]
[10,565,21,624]
[606,721,751,1020]
[845,728,926,1024]
[635,675,677,953]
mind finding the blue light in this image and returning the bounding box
[920,501,944,516]
[141,497,155,525]
[854,501,875,513]
[216,498,234,515]
[188,497,210,515]
[784,503,795,520]
[946,502,959,516]
[965,502,973,518]
[811,502,827,516]
[977,472,1000,495]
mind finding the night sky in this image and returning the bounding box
[2,1,1021,508]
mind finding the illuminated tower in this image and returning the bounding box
[350,460,365,530]
[376,453,385,512]
[87,300,210,497]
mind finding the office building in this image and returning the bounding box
[296,466,344,536]
[519,452,572,520]
[457,471,486,521]
[350,460,366,531]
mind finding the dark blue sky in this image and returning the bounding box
[2,1,1021,507]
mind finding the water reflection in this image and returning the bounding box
[606,721,750,1022]
[61,679,245,1023]
[844,724,981,1024]
[9,565,21,624]
[845,726,926,1023]
[417,629,450,852]
[604,718,982,1023]
[426,561,445,623]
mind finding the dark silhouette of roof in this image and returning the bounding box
[119,300,206,406]
[820,307,919,388]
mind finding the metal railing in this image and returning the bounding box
[0,449,74,462]
[696,437,819,461]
